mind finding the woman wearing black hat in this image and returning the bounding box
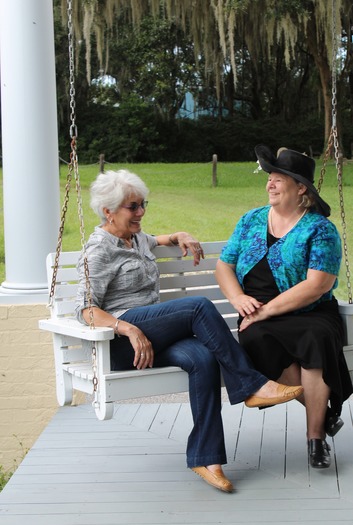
[215,145,353,469]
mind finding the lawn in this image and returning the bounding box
[0,160,352,301]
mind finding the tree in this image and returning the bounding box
[57,0,353,156]
[107,15,202,121]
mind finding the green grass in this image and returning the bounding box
[1,161,352,300]
[0,436,28,492]
[0,464,13,491]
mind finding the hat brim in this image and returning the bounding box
[255,144,331,217]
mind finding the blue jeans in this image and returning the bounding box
[111,296,267,468]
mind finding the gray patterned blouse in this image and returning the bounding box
[75,226,159,324]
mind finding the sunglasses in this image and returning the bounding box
[120,200,148,212]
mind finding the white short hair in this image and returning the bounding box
[90,170,149,222]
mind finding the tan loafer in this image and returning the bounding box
[245,384,304,408]
[191,466,234,493]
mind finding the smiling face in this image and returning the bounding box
[266,172,306,211]
[103,193,147,239]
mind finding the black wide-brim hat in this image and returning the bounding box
[254,144,331,217]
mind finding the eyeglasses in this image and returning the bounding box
[120,200,148,212]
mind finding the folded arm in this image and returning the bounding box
[215,259,337,331]
[261,269,336,316]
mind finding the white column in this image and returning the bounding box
[0,0,60,298]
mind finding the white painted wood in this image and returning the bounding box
[39,318,114,340]
[1,398,353,524]
[343,345,353,382]
[39,242,353,420]
[0,0,60,295]
[39,243,232,419]
[338,301,353,344]
[338,301,353,382]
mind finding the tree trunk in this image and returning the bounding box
[305,11,333,155]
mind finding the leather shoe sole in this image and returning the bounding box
[245,384,304,408]
[191,466,234,493]
[325,415,344,437]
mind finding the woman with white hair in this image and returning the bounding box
[75,169,303,492]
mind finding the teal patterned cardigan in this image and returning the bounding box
[220,205,342,312]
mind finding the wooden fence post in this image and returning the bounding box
[212,154,217,187]
[99,154,105,173]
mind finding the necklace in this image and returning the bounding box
[269,207,307,237]
[123,236,134,249]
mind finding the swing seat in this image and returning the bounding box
[39,242,235,420]
[39,241,353,421]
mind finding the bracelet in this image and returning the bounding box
[113,319,120,337]
[169,233,178,246]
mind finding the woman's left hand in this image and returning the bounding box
[238,305,271,332]
[127,326,154,369]
[177,232,204,266]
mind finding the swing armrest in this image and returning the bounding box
[39,317,114,341]
[338,300,353,346]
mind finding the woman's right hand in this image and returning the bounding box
[215,260,263,318]
[232,294,263,318]
[82,308,154,369]
[127,325,154,370]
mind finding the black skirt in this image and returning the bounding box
[239,299,352,415]
[239,233,353,416]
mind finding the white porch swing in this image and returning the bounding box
[38,0,353,421]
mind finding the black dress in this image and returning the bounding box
[238,232,353,416]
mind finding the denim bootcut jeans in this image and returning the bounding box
[110,296,267,468]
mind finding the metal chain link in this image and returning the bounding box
[315,1,352,303]
[331,0,338,130]
[331,0,352,303]
[67,0,77,140]
[333,128,352,303]
[71,134,99,396]
[316,129,333,194]
[49,0,99,401]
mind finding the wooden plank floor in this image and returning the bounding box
[1,395,353,525]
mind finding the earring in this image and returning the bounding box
[109,218,113,224]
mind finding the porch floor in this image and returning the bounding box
[1,394,353,525]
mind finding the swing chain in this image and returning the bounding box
[67,1,77,139]
[331,0,338,129]
[316,129,333,194]
[71,135,99,396]
[48,2,77,306]
[333,129,352,303]
[67,0,99,397]
[337,191,351,305]
[331,0,352,303]
[71,134,99,394]
[49,0,99,401]
[316,1,352,304]
[48,159,73,305]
